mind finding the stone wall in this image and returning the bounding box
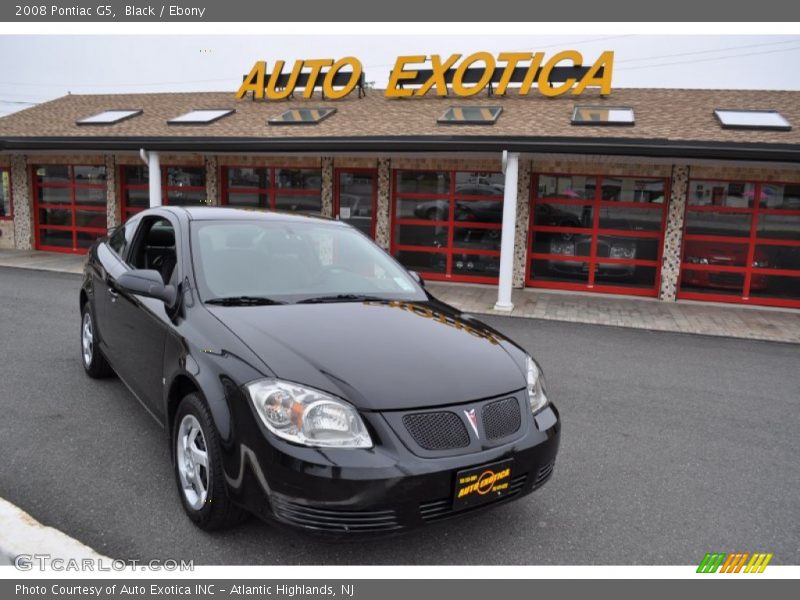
[10,155,31,250]
[512,160,532,288]
[375,158,392,250]
[205,155,219,206]
[658,165,690,301]
[320,157,334,217]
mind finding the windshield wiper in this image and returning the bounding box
[205,296,286,306]
[295,294,387,304]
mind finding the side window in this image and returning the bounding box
[108,225,132,258]
[129,217,178,285]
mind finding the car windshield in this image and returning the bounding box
[190,219,426,304]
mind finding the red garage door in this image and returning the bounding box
[679,179,800,308]
[528,173,668,296]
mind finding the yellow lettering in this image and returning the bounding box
[572,50,614,96]
[265,60,302,101]
[235,61,266,100]
[452,52,495,97]
[496,52,532,95]
[301,59,334,99]
[323,56,363,100]
[538,50,582,97]
[520,52,545,95]
[386,55,426,98]
[416,54,461,97]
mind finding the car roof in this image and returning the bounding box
[145,206,341,225]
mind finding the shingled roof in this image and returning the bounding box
[1,88,799,160]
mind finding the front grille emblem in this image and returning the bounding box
[464,409,479,438]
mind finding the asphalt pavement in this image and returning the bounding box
[1,266,798,565]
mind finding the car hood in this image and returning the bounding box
[207,300,526,411]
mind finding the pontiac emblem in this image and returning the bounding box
[464,409,479,438]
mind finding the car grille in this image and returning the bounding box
[419,475,528,522]
[534,460,555,486]
[270,497,401,533]
[482,397,521,440]
[403,411,470,450]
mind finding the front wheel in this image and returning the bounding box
[173,393,248,530]
[80,302,113,378]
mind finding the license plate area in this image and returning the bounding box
[453,459,514,511]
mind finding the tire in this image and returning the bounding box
[172,393,248,530]
[80,302,113,378]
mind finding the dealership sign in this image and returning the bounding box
[236,51,614,100]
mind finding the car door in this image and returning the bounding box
[102,214,179,419]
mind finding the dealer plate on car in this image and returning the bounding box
[453,459,514,511]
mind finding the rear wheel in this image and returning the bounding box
[173,393,248,530]
[80,302,112,378]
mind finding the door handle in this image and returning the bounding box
[107,286,119,302]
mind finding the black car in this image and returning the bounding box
[80,207,560,535]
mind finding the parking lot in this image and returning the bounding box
[1,266,798,565]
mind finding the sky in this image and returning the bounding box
[1,34,800,116]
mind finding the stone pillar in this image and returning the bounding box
[512,159,532,289]
[205,155,219,206]
[10,154,33,250]
[320,156,334,217]
[658,165,690,301]
[105,154,119,228]
[374,158,392,250]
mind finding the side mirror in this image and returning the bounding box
[409,270,425,288]
[116,269,177,306]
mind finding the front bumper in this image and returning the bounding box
[224,396,560,536]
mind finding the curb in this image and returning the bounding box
[0,496,108,567]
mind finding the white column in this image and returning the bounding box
[148,151,162,207]
[494,151,519,312]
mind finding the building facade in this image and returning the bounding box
[1,88,799,309]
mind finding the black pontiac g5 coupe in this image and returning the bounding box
[80,207,560,534]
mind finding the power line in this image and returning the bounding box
[616,38,800,64]
[618,43,800,71]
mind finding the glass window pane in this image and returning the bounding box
[167,190,207,206]
[167,166,205,188]
[680,269,745,295]
[685,211,752,237]
[598,206,663,231]
[595,264,655,287]
[77,110,142,125]
[759,184,800,210]
[123,165,149,185]
[75,210,107,229]
[537,175,596,200]
[451,254,500,277]
[454,172,505,195]
[396,199,449,221]
[338,172,375,237]
[394,224,448,248]
[754,244,800,271]
[397,171,450,195]
[530,258,590,283]
[572,106,634,125]
[1,171,10,218]
[532,232,592,257]
[438,106,502,124]
[683,240,750,267]
[227,191,267,208]
[38,208,72,227]
[269,108,335,124]
[168,109,234,124]
[38,187,71,204]
[455,200,503,223]
[275,169,321,190]
[749,275,800,300]
[597,236,659,261]
[77,231,103,249]
[756,214,800,241]
[452,227,501,251]
[75,187,107,206]
[73,166,106,184]
[227,167,270,189]
[125,188,149,209]
[394,250,446,274]
[35,165,70,183]
[533,203,593,229]
[714,109,791,130]
[274,194,321,213]
[39,229,72,248]
[601,178,666,203]
[688,181,755,208]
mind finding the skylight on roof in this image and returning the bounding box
[572,106,634,126]
[438,106,502,124]
[268,108,337,125]
[714,109,791,131]
[76,109,142,125]
[168,109,234,125]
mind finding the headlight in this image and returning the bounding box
[525,356,549,414]
[550,240,575,255]
[609,244,635,259]
[245,379,372,448]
